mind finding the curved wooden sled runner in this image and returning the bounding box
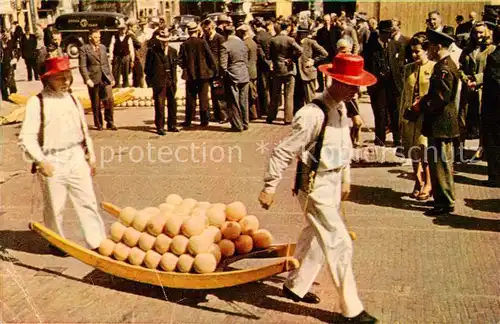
[28,202,298,290]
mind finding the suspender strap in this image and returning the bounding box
[292,98,329,194]
[309,98,329,173]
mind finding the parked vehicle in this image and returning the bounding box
[168,15,200,42]
[54,11,126,58]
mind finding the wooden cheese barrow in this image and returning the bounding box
[28,202,298,290]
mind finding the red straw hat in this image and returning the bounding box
[318,54,377,87]
[40,56,72,79]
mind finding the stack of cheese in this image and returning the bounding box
[98,194,273,274]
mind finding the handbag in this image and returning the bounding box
[403,67,421,123]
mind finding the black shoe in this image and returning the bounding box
[342,311,378,323]
[157,129,166,136]
[107,124,118,131]
[180,122,191,127]
[48,244,69,257]
[96,126,103,131]
[282,285,320,304]
[229,127,243,132]
[168,127,180,133]
[424,200,435,207]
[266,119,273,124]
[424,207,454,216]
[243,125,249,130]
[200,121,209,127]
[284,122,292,125]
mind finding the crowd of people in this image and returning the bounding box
[2,9,500,187]
[12,9,500,324]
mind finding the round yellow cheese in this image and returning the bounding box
[109,222,127,243]
[160,252,178,271]
[144,250,162,269]
[128,247,146,265]
[193,253,217,274]
[122,227,141,247]
[98,238,115,257]
[154,234,173,254]
[138,232,156,251]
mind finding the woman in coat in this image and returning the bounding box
[399,32,436,200]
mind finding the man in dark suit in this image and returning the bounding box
[202,18,228,123]
[427,10,454,35]
[364,20,395,146]
[79,28,116,131]
[1,30,18,101]
[178,22,217,127]
[221,26,250,132]
[294,25,328,112]
[457,11,477,36]
[482,25,500,187]
[253,18,272,117]
[36,29,64,76]
[145,30,179,135]
[267,20,303,125]
[387,19,411,145]
[20,27,38,81]
[418,30,460,216]
[237,24,259,120]
[314,14,341,92]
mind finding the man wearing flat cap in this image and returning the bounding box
[109,21,135,88]
[415,29,460,216]
[178,21,217,127]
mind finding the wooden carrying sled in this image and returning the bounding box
[29,202,299,290]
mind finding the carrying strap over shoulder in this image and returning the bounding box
[31,93,89,174]
[309,98,329,173]
[292,98,329,195]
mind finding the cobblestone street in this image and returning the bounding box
[1,57,499,324]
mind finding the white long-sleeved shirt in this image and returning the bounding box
[108,34,135,62]
[263,91,352,194]
[18,91,96,165]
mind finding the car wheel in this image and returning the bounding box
[66,41,81,59]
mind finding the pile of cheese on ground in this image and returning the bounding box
[98,194,273,274]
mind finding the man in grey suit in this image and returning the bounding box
[267,20,303,125]
[294,25,328,112]
[221,26,250,132]
[237,24,259,120]
[79,28,116,131]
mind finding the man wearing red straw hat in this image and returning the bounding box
[259,54,378,323]
[19,56,106,254]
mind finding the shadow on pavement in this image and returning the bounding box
[432,214,500,233]
[464,198,500,213]
[0,229,343,322]
[454,162,488,176]
[0,230,58,256]
[387,169,414,180]
[349,184,430,212]
[452,174,488,187]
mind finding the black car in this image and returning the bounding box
[54,11,126,58]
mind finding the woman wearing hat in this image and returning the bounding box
[258,54,378,323]
[19,56,106,253]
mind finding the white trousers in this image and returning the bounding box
[284,169,364,318]
[39,145,105,249]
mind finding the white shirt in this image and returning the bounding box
[263,91,352,193]
[18,91,96,164]
[108,34,135,62]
